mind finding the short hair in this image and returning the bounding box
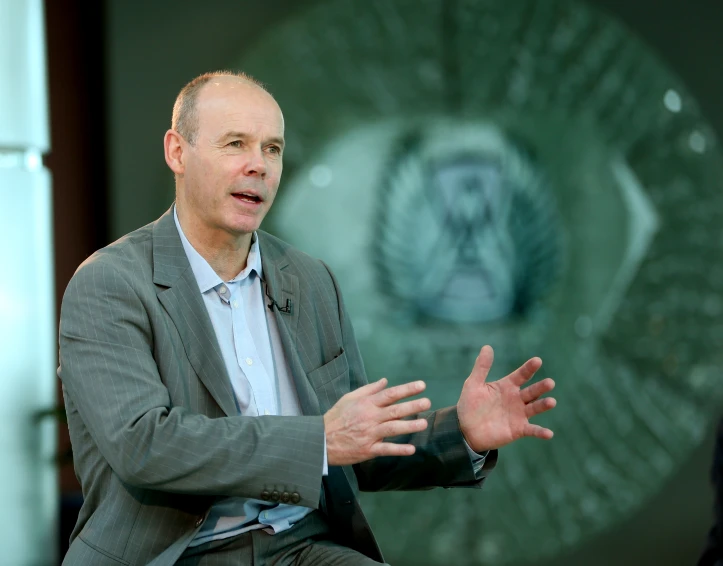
[171,71,268,145]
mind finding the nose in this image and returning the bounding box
[244,148,267,178]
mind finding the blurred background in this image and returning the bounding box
[2,0,723,564]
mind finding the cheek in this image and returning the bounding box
[265,179,281,204]
[200,165,231,197]
[268,163,283,189]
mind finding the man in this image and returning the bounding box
[58,71,556,565]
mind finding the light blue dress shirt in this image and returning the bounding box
[174,209,321,547]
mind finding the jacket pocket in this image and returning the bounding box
[307,349,349,389]
[64,536,130,565]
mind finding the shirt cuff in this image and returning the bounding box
[463,438,489,479]
[322,435,328,476]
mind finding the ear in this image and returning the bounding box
[164,129,186,175]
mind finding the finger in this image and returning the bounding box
[523,423,554,440]
[348,377,388,399]
[524,396,557,419]
[373,380,426,407]
[378,417,428,438]
[381,397,431,421]
[507,357,542,387]
[468,345,494,384]
[370,442,417,457]
[520,378,556,404]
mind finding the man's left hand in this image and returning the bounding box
[457,345,556,453]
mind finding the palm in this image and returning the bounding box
[457,346,556,453]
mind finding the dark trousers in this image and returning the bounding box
[176,511,389,566]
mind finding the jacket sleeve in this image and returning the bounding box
[58,256,325,507]
[319,262,497,492]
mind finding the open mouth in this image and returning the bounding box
[231,192,262,204]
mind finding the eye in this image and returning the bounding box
[228,140,242,148]
[267,145,282,155]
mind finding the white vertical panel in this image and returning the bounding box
[0,168,56,564]
[0,0,57,563]
[0,0,49,149]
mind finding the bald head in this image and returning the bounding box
[172,71,272,145]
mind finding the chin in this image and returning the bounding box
[227,219,262,235]
[228,224,259,236]
[223,211,265,234]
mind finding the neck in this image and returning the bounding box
[176,205,252,281]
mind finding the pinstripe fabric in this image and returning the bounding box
[58,207,496,565]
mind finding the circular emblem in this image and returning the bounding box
[234,0,723,563]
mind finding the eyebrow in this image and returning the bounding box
[220,131,285,148]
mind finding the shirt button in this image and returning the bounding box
[233,300,239,308]
[264,409,270,415]
[246,357,253,366]
[195,517,204,528]
[219,286,227,295]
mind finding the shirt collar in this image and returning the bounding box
[173,205,262,293]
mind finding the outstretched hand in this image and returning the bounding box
[457,345,556,453]
[324,378,431,466]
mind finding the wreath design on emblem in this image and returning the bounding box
[373,123,564,323]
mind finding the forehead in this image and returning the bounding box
[196,78,284,136]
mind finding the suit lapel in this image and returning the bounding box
[259,233,321,416]
[152,209,237,417]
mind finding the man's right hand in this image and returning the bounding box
[324,378,431,466]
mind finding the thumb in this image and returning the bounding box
[469,345,494,384]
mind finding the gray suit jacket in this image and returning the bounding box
[58,208,496,565]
